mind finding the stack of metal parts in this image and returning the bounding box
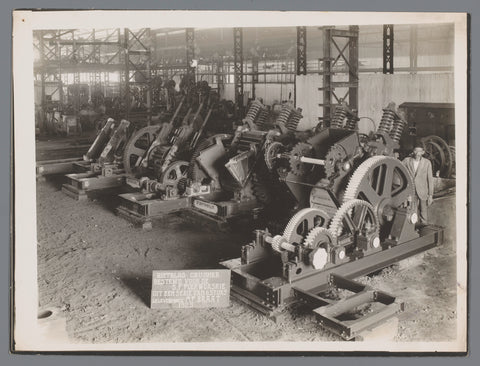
[221,102,443,340]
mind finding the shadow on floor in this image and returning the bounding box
[121,276,152,307]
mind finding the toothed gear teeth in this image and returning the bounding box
[342,155,391,204]
[271,235,284,252]
[303,226,334,249]
[264,141,284,170]
[282,207,330,244]
[328,199,379,241]
[288,142,314,176]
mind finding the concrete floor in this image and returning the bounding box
[34,172,458,346]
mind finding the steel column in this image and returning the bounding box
[322,28,333,125]
[186,28,195,82]
[348,25,359,112]
[320,26,359,126]
[410,25,418,72]
[216,58,224,97]
[296,26,307,75]
[383,24,394,74]
[252,57,259,100]
[233,27,244,117]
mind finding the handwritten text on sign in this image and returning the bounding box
[151,269,231,309]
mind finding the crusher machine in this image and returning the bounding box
[181,101,306,231]
[221,102,444,340]
[115,82,235,228]
[61,117,135,200]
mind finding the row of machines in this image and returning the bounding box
[37,97,445,340]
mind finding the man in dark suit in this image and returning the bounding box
[402,146,434,226]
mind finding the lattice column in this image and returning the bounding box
[319,26,359,126]
[296,26,307,75]
[252,57,259,100]
[217,58,224,97]
[383,24,394,74]
[233,27,244,117]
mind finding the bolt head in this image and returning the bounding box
[372,237,380,248]
[338,250,345,260]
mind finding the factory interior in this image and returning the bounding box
[33,24,458,344]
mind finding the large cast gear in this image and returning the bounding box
[289,142,314,176]
[342,156,415,226]
[282,207,331,245]
[123,125,160,175]
[328,199,380,249]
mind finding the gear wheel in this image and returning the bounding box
[264,141,284,170]
[342,156,415,226]
[123,125,160,176]
[303,226,335,249]
[158,160,189,189]
[289,142,314,176]
[282,207,330,245]
[324,144,348,179]
[304,227,334,269]
[329,199,379,243]
[271,235,284,253]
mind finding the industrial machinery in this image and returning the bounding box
[398,102,455,179]
[115,82,235,228]
[60,118,135,200]
[182,100,305,230]
[221,102,444,340]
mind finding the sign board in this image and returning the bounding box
[151,269,231,309]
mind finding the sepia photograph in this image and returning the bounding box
[12,10,468,353]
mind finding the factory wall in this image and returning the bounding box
[295,72,454,133]
[222,83,295,106]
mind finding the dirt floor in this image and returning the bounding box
[34,173,458,345]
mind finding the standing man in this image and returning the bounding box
[402,146,434,226]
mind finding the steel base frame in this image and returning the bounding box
[61,171,127,200]
[182,196,261,231]
[36,158,89,179]
[221,225,443,339]
[115,192,192,229]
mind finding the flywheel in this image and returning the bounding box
[421,135,453,178]
[123,125,160,176]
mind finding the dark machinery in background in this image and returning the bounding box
[398,102,455,179]
[221,101,444,340]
